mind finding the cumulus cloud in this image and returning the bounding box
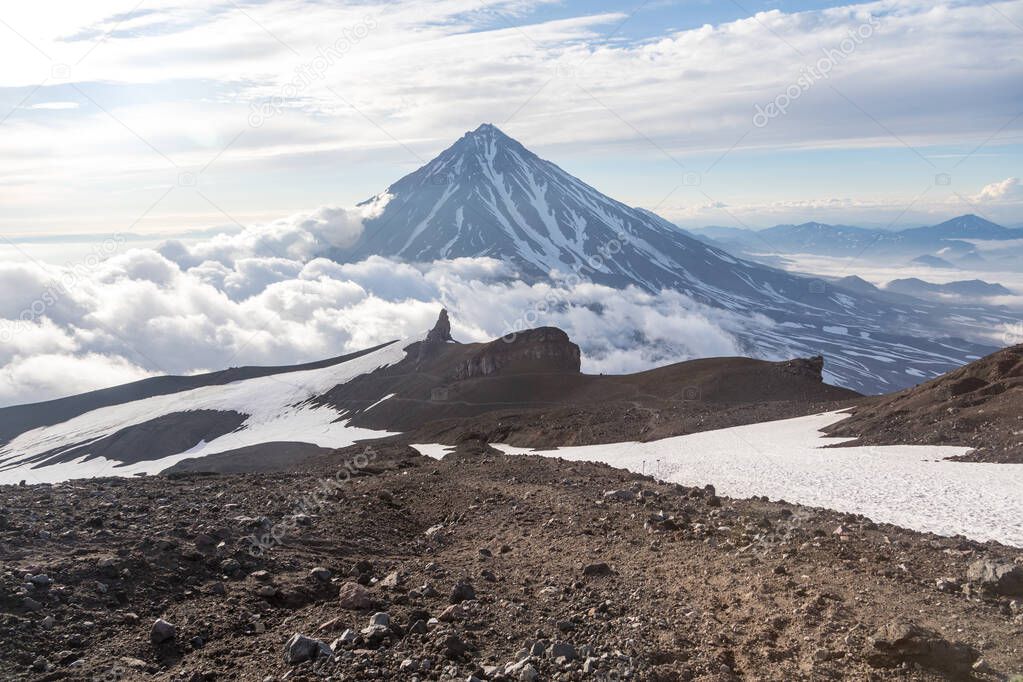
[0,210,764,406]
[972,177,1022,203]
[0,353,155,407]
[158,204,371,272]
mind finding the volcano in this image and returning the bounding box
[329,124,1005,394]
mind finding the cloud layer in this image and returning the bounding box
[0,209,762,406]
[0,0,1020,230]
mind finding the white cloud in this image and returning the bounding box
[0,0,1020,230]
[0,208,760,406]
[0,353,155,406]
[972,177,1022,203]
[28,101,79,110]
[157,203,371,273]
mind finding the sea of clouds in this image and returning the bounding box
[0,206,768,406]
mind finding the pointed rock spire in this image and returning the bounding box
[425,309,452,344]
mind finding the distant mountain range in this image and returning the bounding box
[323,124,1013,394]
[689,215,1023,270]
[885,278,1012,300]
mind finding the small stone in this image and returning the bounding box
[283,633,331,664]
[40,615,55,630]
[338,581,372,610]
[450,579,476,604]
[331,629,358,649]
[518,663,540,681]
[442,633,468,659]
[549,641,576,661]
[310,567,332,582]
[250,570,271,582]
[22,597,43,612]
[439,604,465,622]
[368,612,390,627]
[150,618,176,644]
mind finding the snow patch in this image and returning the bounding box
[483,412,1021,547]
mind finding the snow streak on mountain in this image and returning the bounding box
[331,125,1007,394]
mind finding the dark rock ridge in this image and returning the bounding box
[424,309,453,344]
[415,308,457,363]
[826,343,1023,462]
[453,327,581,380]
[781,355,824,381]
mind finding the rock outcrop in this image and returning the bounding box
[781,355,825,381]
[453,327,581,380]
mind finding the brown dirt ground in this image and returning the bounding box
[2,444,1021,681]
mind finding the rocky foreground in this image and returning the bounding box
[1,444,1022,681]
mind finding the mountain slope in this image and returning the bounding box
[824,344,1023,462]
[901,214,1022,241]
[330,124,1006,394]
[691,215,1022,261]
[343,123,785,297]
[0,312,858,483]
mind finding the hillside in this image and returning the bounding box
[0,311,857,483]
[825,344,1023,462]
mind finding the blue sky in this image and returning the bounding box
[0,0,1020,235]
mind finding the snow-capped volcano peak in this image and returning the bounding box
[344,124,712,288]
[332,125,1003,395]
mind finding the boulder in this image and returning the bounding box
[283,633,331,664]
[150,619,176,645]
[338,581,372,610]
[966,560,1023,596]
[866,621,977,675]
